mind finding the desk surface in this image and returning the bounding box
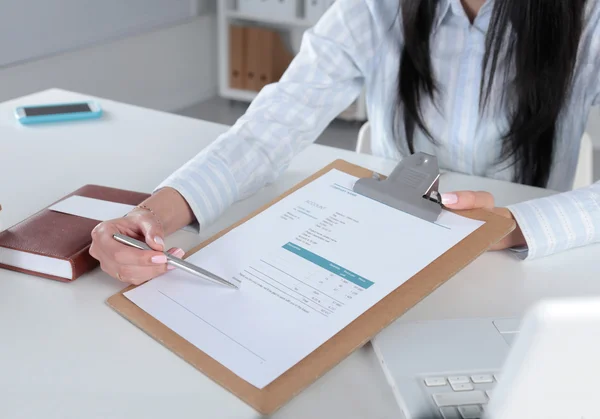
[1,89,599,419]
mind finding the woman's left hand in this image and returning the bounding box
[440,191,526,250]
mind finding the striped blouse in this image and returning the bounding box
[158,0,600,259]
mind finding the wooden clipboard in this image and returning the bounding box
[107,159,515,414]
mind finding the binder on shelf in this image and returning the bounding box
[229,25,247,90]
[256,27,275,90]
[245,27,263,92]
[245,27,281,92]
[231,25,294,93]
[107,155,515,415]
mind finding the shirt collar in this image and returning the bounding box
[434,0,494,31]
[433,0,453,31]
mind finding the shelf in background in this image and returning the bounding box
[217,0,367,122]
[220,87,259,102]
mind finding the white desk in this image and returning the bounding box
[1,89,599,419]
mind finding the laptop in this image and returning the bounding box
[372,298,600,419]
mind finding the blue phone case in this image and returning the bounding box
[15,101,103,125]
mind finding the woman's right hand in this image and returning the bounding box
[89,208,184,285]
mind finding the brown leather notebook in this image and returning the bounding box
[0,185,149,282]
[229,24,247,89]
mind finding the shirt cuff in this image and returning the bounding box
[154,153,239,231]
[507,188,600,260]
[507,201,547,260]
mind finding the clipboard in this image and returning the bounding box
[107,157,515,414]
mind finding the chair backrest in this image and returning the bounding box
[573,133,594,189]
[356,122,594,190]
[356,121,372,155]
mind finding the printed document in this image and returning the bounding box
[125,170,484,388]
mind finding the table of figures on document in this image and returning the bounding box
[237,209,373,319]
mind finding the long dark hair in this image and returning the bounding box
[398,0,586,187]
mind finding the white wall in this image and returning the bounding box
[0,0,195,68]
[0,15,217,112]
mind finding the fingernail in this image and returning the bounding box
[154,236,164,246]
[167,265,176,271]
[441,193,458,205]
[172,248,185,258]
[151,255,167,264]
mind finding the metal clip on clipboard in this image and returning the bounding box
[353,152,443,222]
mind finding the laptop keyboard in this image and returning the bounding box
[421,373,499,419]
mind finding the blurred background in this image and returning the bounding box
[2,0,598,180]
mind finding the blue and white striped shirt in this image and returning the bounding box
[159,0,600,259]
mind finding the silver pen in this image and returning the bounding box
[113,233,240,289]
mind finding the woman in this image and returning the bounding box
[90,0,600,285]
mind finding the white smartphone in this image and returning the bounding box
[14,101,103,125]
